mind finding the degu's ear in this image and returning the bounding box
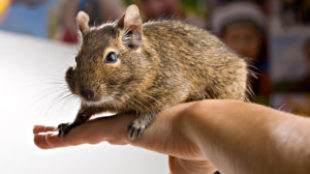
[76,11,90,34]
[116,5,143,49]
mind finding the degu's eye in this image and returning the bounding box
[104,52,118,64]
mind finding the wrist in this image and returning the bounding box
[177,101,211,160]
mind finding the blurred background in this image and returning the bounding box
[0,0,309,173]
[1,0,310,114]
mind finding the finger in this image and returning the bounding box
[34,134,65,149]
[72,114,134,144]
[33,125,57,134]
[33,101,200,160]
[33,114,136,149]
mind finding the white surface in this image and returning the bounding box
[0,31,168,174]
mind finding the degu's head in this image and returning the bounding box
[66,5,157,107]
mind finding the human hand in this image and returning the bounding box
[34,99,310,174]
[33,102,217,174]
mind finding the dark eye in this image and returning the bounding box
[104,52,118,64]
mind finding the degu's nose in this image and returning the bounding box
[80,88,94,101]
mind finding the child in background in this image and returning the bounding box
[211,2,270,104]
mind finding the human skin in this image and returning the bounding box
[34,100,310,174]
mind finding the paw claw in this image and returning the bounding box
[57,123,71,137]
[127,123,133,131]
[129,128,135,139]
[127,120,146,139]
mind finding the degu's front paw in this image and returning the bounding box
[57,123,72,137]
[127,119,148,139]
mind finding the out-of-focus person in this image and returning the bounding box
[59,0,123,44]
[133,0,205,28]
[211,2,270,103]
[206,0,269,29]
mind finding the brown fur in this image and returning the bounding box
[58,5,249,139]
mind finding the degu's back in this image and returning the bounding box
[142,20,249,101]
